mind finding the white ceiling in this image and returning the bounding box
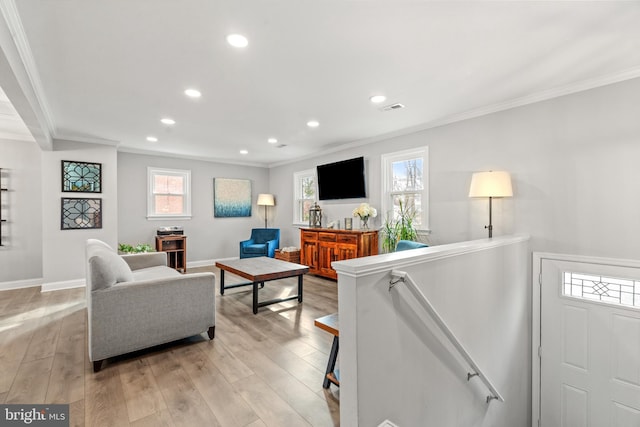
[7,1,640,166]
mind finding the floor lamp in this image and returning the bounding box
[257,194,275,228]
[469,171,513,238]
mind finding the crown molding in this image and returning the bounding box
[118,146,267,168]
[53,134,120,147]
[270,67,640,169]
[0,0,55,134]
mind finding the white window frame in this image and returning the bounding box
[381,146,429,231]
[293,169,317,226]
[147,167,192,220]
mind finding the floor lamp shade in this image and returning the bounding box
[469,171,513,238]
[257,193,275,228]
[468,171,513,198]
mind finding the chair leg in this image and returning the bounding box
[93,360,103,372]
[207,326,215,340]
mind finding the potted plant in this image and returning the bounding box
[381,199,419,253]
[118,243,155,254]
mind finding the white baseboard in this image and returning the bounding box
[187,259,215,268]
[41,278,85,292]
[187,257,238,269]
[0,277,42,291]
[4,257,242,293]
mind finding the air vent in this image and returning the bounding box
[277,144,288,148]
[381,103,405,111]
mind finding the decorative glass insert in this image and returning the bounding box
[61,198,102,229]
[62,160,102,193]
[563,272,640,309]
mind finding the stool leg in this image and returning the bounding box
[323,336,339,388]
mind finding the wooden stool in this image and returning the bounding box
[314,313,339,388]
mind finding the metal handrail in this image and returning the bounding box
[389,269,504,403]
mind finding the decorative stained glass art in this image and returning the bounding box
[62,160,102,193]
[61,198,102,229]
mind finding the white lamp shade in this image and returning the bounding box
[469,171,513,198]
[257,193,275,206]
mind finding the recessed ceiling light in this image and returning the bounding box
[267,138,278,144]
[184,89,201,98]
[146,136,158,142]
[227,34,249,48]
[307,120,320,128]
[370,94,387,104]
[161,118,176,125]
[240,149,248,155]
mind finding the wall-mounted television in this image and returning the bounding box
[317,156,366,200]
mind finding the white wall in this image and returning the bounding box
[41,139,118,289]
[0,139,42,286]
[270,77,640,260]
[334,235,530,426]
[118,152,270,263]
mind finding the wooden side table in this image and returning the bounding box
[314,313,339,388]
[155,235,187,273]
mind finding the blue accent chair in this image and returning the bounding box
[240,228,280,258]
[395,240,428,251]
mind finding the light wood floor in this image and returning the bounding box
[0,267,340,426]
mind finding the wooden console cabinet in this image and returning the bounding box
[155,235,187,273]
[300,227,378,280]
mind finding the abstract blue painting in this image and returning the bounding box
[214,178,252,217]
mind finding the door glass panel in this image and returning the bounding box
[563,271,640,309]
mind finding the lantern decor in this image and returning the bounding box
[309,202,322,228]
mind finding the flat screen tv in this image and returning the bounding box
[317,157,366,200]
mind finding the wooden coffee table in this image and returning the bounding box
[216,257,309,314]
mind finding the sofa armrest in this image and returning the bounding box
[266,239,279,258]
[121,252,167,270]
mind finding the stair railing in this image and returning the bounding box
[389,269,504,404]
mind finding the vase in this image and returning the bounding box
[361,216,369,229]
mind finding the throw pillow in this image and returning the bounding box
[89,248,134,290]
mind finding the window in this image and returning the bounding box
[147,167,191,219]
[381,147,429,230]
[293,169,316,225]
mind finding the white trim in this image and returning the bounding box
[268,66,640,169]
[0,277,41,291]
[187,259,215,268]
[0,0,56,134]
[334,234,530,278]
[293,169,316,225]
[41,278,85,292]
[147,167,192,219]
[380,146,429,230]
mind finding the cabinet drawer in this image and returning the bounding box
[302,231,318,241]
[319,233,337,242]
[337,234,357,245]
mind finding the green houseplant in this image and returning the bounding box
[118,243,155,254]
[381,199,419,253]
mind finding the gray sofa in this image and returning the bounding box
[85,239,215,372]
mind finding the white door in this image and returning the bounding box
[540,258,640,427]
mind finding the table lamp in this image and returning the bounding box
[257,193,275,228]
[468,171,513,238]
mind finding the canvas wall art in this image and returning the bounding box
[213,178,252,217]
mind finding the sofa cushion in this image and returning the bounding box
[132,265,182,281]
[89,248,134,290]
[243,244,267,254]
